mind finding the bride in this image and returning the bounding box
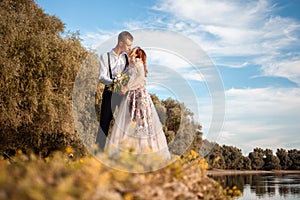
[105,46,171,160]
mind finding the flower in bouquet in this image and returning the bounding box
[108,71,129,93]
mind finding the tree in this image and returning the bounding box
[248,148,265,170]
[205,143,226,169]
[162,98,182,132]
[263,149,281,170]
[288,149,300,170]
[159,98,203,156]
[241,156,252,170]
[276,148,292,170]
[222,145,243,169]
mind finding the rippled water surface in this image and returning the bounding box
[210,173,300,199]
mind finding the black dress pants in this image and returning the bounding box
[96,86,122,151]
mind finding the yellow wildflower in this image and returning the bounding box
[65,146,73,154]
[123,193,133,200]
[17,149,22,155]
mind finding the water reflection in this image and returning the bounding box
[210,173,300,199]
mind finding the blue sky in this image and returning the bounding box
[35,0,300,155]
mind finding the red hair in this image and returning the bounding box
[130,47,148,77]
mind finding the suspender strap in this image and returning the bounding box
[124,54,129,70]
[107,52,128,79]
[107,52,112,79]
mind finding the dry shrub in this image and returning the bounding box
[0,0,87,155]
[0,150,227,200]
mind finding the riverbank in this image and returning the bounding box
[207,169,300,176]
[0,151,227,200]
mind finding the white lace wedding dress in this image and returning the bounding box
[105,59,171,160]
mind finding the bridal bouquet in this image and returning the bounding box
[108,71,129,93]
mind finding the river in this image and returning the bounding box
[209,172,300,199]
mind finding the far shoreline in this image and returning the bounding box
[207,169,300,176]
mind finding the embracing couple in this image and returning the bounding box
[96,31,170,160]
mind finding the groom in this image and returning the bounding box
[96,31,133,151]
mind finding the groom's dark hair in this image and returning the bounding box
[118,31,133,42]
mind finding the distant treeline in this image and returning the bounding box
[203,142,300,170]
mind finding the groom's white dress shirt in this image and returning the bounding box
[99,49,127,85]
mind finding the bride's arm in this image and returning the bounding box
[122,60,145,93]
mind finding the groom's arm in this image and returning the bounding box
[99,53,113,85]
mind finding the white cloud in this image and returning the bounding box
[146,50,207,82]
[154,0,271,28]
[202,25,261,45]
[150,0,300,82]
[260,58,300,85]
[217,87,300,154]
[81,30,115,50]
[147,50,189,68]
[82,0,300,83]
